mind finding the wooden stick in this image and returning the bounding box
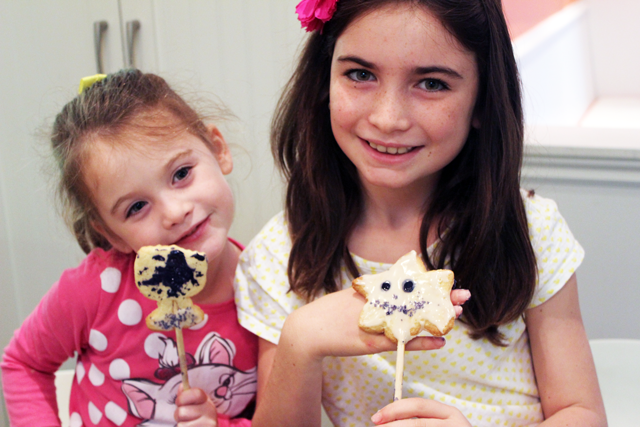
[173,301,190,390]
[394,340,405,401]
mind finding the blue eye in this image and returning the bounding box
[381,281,391,291]
[173,166,191,183]
[403,279,415,293]
[126,201,147,218]
[347,70,375,82]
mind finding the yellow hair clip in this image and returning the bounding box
[78,74,107,94]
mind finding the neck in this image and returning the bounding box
[348,176,439,263]
[360,175,437,228]
[192,240,239,305]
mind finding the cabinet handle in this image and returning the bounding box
[126,20,141,68]
[93,21,108,74]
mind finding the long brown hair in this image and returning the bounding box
[51,69,216,254]
[272,0,537,345]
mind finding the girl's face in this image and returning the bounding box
[84,124,234,264]
[329,4,479,197]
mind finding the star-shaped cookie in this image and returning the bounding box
[353,250,456,344]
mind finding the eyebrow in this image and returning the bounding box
[336,55,464,79]
[110,149,194,215]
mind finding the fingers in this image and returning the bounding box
[371,398,471,426]
[174,387,218,426]
[404,336,446,351]
[176,387,209,406]
[451,289,471,306]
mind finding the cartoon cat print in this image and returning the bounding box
[122,332,256,426]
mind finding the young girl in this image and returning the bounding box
[234,0,606,426]
[2,70,257,427]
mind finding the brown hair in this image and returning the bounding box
[51,69,215,254]
[272,0,537,345]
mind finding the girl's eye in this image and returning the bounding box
[126,201,147,218]
[173,166,192,183]
[419,78,448,92]
[346,69,375,82]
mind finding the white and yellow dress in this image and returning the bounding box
[234,191,584,427]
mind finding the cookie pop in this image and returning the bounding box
[352,250,456,401]
[135,245,208,389]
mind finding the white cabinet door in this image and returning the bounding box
[0,2,130,425]
[152,0,302,243]
[119,0,158,72]
[0,1,126,346]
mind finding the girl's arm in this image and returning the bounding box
[526,273,607,426]
[1,256,102,427]
[1,282,80,427]
[250,287,462,427]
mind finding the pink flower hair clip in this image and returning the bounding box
[296,0,339,32]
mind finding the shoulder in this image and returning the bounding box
[520,189,577,250]
[237,211,291,268]
[234,212,304,344]
[520,190,585,307]
[59,248,132,288]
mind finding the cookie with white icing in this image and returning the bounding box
[353,250,456,344]
[135,245,207,331]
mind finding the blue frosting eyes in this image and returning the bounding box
[381,281,391,291]
[403,279,415,293]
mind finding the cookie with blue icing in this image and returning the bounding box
[352,250,455,344]
[135,245,207,330]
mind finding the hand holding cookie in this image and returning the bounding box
[353,250,457,401]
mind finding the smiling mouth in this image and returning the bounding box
[367,141,416,155]
[176,217,208,244]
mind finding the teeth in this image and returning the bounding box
[368,141,412,155]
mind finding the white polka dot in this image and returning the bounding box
[88,364,105,386]
[76,362,86,384]
[88,401,102,424]
[105,401,128,425]
[189,314,208,330]
[109,359,131,380]
[69,412,83,427]
[89,330,107,351]
[100,267,122,293]
[144,333,167,358]
[117,299,142,326]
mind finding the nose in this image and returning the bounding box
[160,193,193,229]
[368,87,411,134]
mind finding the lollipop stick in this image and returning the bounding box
[173,301,190,390]
[394,340,405,401]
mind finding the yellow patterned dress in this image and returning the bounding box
[234,191,584,427]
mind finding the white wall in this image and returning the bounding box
[516,0,640,340]
[586,0,640,97]
[514,2,595,126]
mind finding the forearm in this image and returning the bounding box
[252,310,325,427]
[1,353,61,426]
[537,405,606,427]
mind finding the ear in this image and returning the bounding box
[91,220,134,254]
[206,124,233,175]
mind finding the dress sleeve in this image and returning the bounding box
[234,212,306,344]
[524,192,585,308]
[1,252,106,426]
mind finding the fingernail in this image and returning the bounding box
[371,410,382,424]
